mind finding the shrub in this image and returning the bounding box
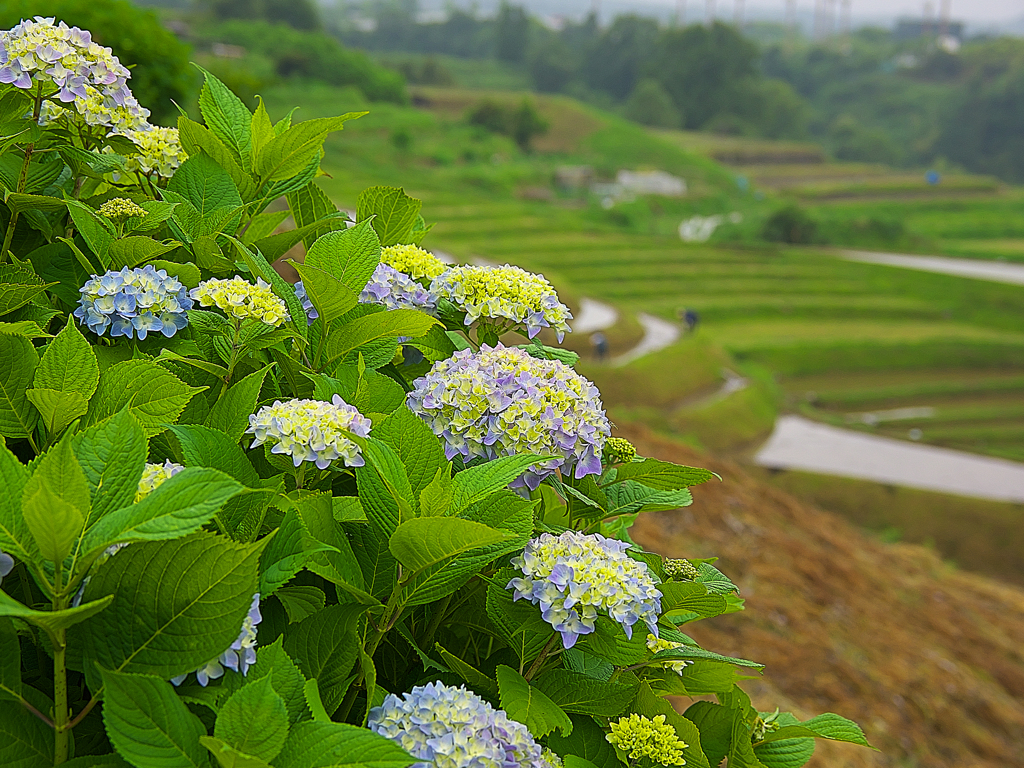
[466,98,549,151]
[762,205,821,244]
[0,16,870,768]
[624,78,682,129]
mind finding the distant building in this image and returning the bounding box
[893,18,964,42]
[615,170,687,197]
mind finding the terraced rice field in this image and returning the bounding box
[429,201,1024,460]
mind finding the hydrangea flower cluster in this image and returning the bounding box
[73,265,192,340]
[98,197,146,220]
[246,396,372,470]
[172,594,261,687]
[0,549,13,587]
[508,531,662,649]
[361,263,438,312]
[646,634,694,675]
[135,460,185,503]
[368,681,557,768]
[381,244,447,280]
[120,125,188,178]
[662,559,699,581]
[0,17,149,131]
[603,437,637,464]
[190,277,289,327]
[406,345,610,489]
[430,265,572,340]
[606,714,687,767]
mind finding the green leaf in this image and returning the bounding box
[0,262,54,315]
[545,715,620,768]
[389,517,510,573]
[107,237,182,270]
[373,408,445,497]
[87,360,204,437]
[696,562,740,596]
[450,454,549,515]
[273,721,414,768]
[65,200,114,265]
[83,467,243,551]
[277,585,326,624]
[168,424,259,486]
[283,604,363,716]
[75,533,264,683]
[101,668,210,768]
[250,98,276,159]
[632,682,711,768]
[259,510,318,598]
[356,187,422,247]
[34,320,98,398]
[177,116,257,201]
[0,334,39,438]
[327,309,438,365]
[406,325,457,363]
[533,669,637,717]
[0,618,20,701]
[302,680,331,723]
[198,66,253,161]
[26,388,88,435]
[204,365,274,443]
[72,411,148,529]
[660,582,728,622]
[757,714,871,748]
[286,183,338,249]
[754,736,816,768]
[288,493,371,601]
[683,702,735,768]
[215,676,289,762]
[224,237,307,341]
[200,737,273,768]
[601,481,693,518]
[434,643,497,695]
[304,222,381,294]
[485,569,556,663]
[0,589,113,634]
[241,211,289,245]
[650,644,764,671]
[0,320,51,339]
[0,698,54,767]
[0,439,33,563]
[290,262,358,324]
[248,638,310,725]
[252,216,348,263]
[22,436,89,561]
[151,260,202,289]
[611,459,716,490]
[496,665,572,739]
[355,438,416,536]
[168,153,244,217]
[255,114,363,183]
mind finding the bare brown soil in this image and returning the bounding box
[619,423,1024,768]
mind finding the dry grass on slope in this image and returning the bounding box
[618,423,1024,768]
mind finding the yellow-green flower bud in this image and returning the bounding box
[99,197,147,220]
[607,714,687,767]
[604,437,636,464]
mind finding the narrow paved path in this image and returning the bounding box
[571,298,619,334]
[612,313,681,367]
[755,415,1024,503]
[841,250,1024,287]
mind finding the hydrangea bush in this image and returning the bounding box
[0,17,869,768]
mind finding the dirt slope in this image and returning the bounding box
[619,423,1024,768]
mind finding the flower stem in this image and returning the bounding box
[52,563,69,765]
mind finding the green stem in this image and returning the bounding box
[52,563,69,765]
[2,88,44,264]
[524,633,558,681]
[294,464,306,490]
[218,320,245,400]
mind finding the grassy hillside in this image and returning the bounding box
[624,423,1024,768]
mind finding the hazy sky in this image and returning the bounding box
[642,0,1024,23]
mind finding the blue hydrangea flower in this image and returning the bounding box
[406,345,611,490]
[368,681,557,768]
[0,549,13,586]
[246,396,372,469]
[73,265,192,340]
[508,531,662,649]
[172,594,261,687]
[430,264,572,341]
[293,263,437,326]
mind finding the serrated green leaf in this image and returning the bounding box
[177,116,257,201]
[215,676,289,761]
[683,701,735,768]
[485,569,555,663]
[22,436,89,561]
[65,201,114,266]
[650,644,764,670]
[290,262,358,324]
[83,467,243,551]
[497,665,572,738]
[87,360,204,437]
[286,183,338,249]
[168,153,243,218]
[224,236,307,342]
[757,713,871,748]
[545,715,619,768]
[660,581,727,622]
[101,668,210,768]
[0,618,20,701]
[0,439,32,563]
[326,310,438,366]
[168,424,259,486]
[277,585,326,624]
[74,533,264,684]
[273,721,413,768]
[35,319,98,398]
[633,682,711,768]
[373,407,445,497]
[72,410,148,531]
[304,222,381,294]
[107,237,182,270]
[390,517,510,574]
[754,736,816,768]
[241,211,289,245]
[283,604,364,716]
[201,736,273,768]
[252,215,349,263]
[255,114,362,183]
[26,388,89,435]
[0,698,54,767]
[696,562,740,596]
[355,438,416,536]
[533,669,637,717]
[302,680,332,724]
[0,589,112,634]
[197,66,252,162]
[204,364,274,442]
[449,454,549,515]
[611,459,716,490]
[259,510,319,598]
[356,187,422,247]
[0,334,39,439]
[575,617,648,666]
[601,481,693,518]
[247,637,309,724]
[434,643,497,694]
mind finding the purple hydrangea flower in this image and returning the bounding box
[406,345,611,489]
[507,531,662,649]
[0,549,14,586]
[368,681,559,768]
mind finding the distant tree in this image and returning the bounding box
[624,78,681,129]
[495,3,529,64]
[509,99,549,151]
[762,205,820,244]
[203,0,320,30]
[466,99,510,135]
[649,22,759,130]
[584,15,660,101]
[828,115,898,164]
[528,39,576,94]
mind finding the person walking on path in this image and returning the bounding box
[590,331,609,360]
